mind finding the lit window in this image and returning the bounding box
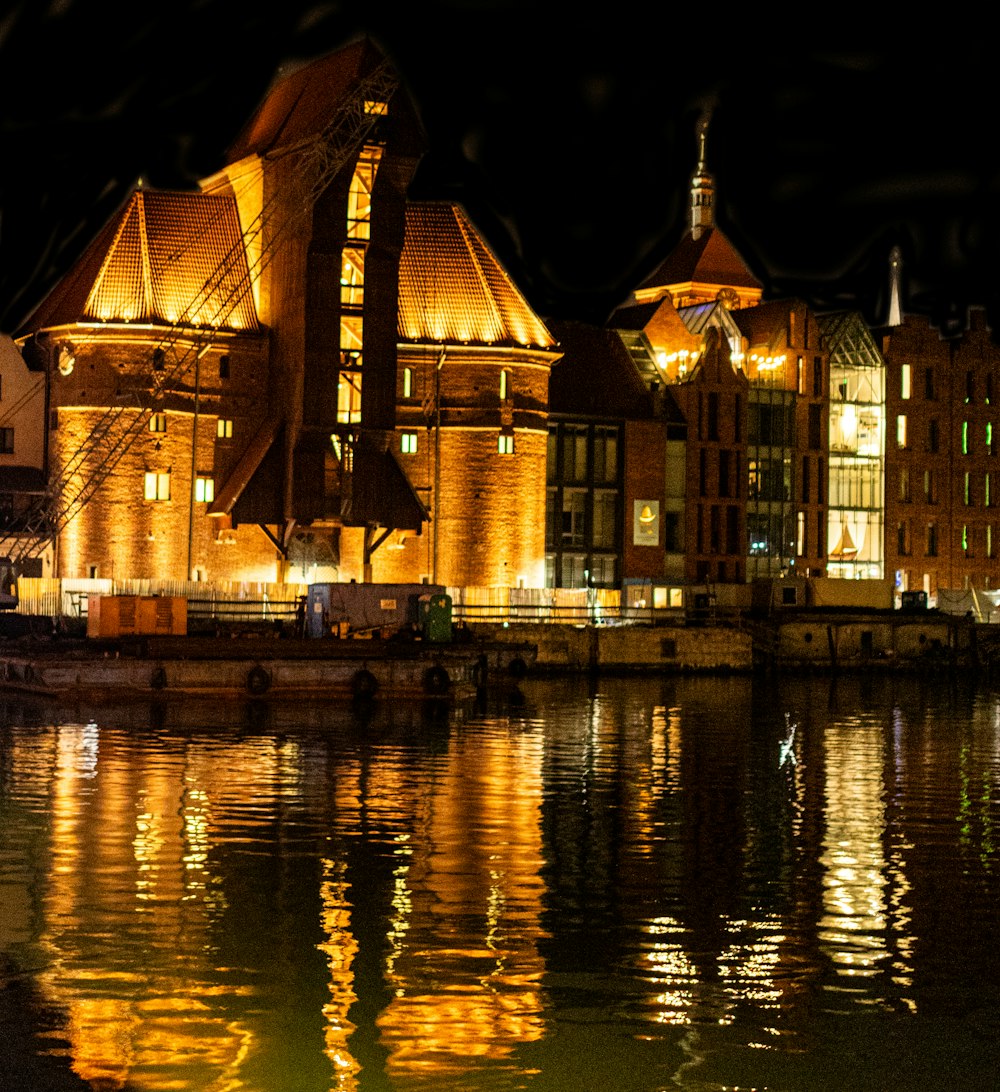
[149,413,166,433]
[347,144,382,240]
[340,313,364,365]
[498,434,514,455]
[500,369,510,400]
[403,367,413,398]
[901,364,911,399]
[896,415,907,449]
[965,471,972,505]
[217,418,233,439]
[962,421,970,454]
[400,432,418,454]
[340,247,365,308]
[988,422,994,454]
[337,373,362,424]
[144,471,170,501]
[195,476,215,503]
[0,428,13,454]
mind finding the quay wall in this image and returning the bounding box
[471,612,978,675]
[470,623,752,673]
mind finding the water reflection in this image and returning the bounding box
[0,677,999,1090]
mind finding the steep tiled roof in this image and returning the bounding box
[20,188,259,334]
[399,203,555,349]
[638,227,762,293]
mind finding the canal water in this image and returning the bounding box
[1,674,998,1091]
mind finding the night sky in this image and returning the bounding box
[2,4,999,337]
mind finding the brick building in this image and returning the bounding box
[5,41,558,589]
[882,307,1000,599]
[606,133,831,586]
[544,319,685,589]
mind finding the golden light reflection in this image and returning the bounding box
[318,856,360,1089]
[819,724,898,999]
[644,916,699,1025]
[27,730,292,1089]
[386,834,413,978]
[378,731,547,1079]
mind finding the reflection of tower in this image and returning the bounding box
[29,727,264,1087]
[377,731,547,1081]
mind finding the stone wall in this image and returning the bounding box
[470,622,753,673]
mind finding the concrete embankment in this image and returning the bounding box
[471,622,752,674]
[471,610,982,676]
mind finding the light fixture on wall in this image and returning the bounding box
[57,343,75,376]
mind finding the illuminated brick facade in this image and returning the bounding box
[46,331,275,581]
[883,307,1000,597]
[10,45,558,590]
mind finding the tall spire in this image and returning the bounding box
[887,246,903,326]
[690,113,714,240]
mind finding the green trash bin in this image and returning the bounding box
[419,593,452,643]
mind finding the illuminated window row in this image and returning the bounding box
[147,413,234,439]
[143,471,214,502]
[398,432,515,455]
[399,368,513,402]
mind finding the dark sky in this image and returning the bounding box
[2,3,999,336]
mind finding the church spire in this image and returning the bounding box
[887,246,903,326]
[690,114,714,240]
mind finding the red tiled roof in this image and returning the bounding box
[638,228,762,293]
[20,188,259,334]
[398,203,555,349]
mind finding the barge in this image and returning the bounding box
[0,634,533,701]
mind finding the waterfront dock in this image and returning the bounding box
[0,606,980,703]
[0,633,512,701]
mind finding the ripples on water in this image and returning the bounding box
[1,675,999,1091]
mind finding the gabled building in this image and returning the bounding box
[733,299,829,580]
[818,311,887,581]
[610,131,830,585]
[882,306,1000,599]
[0,334,47,572]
